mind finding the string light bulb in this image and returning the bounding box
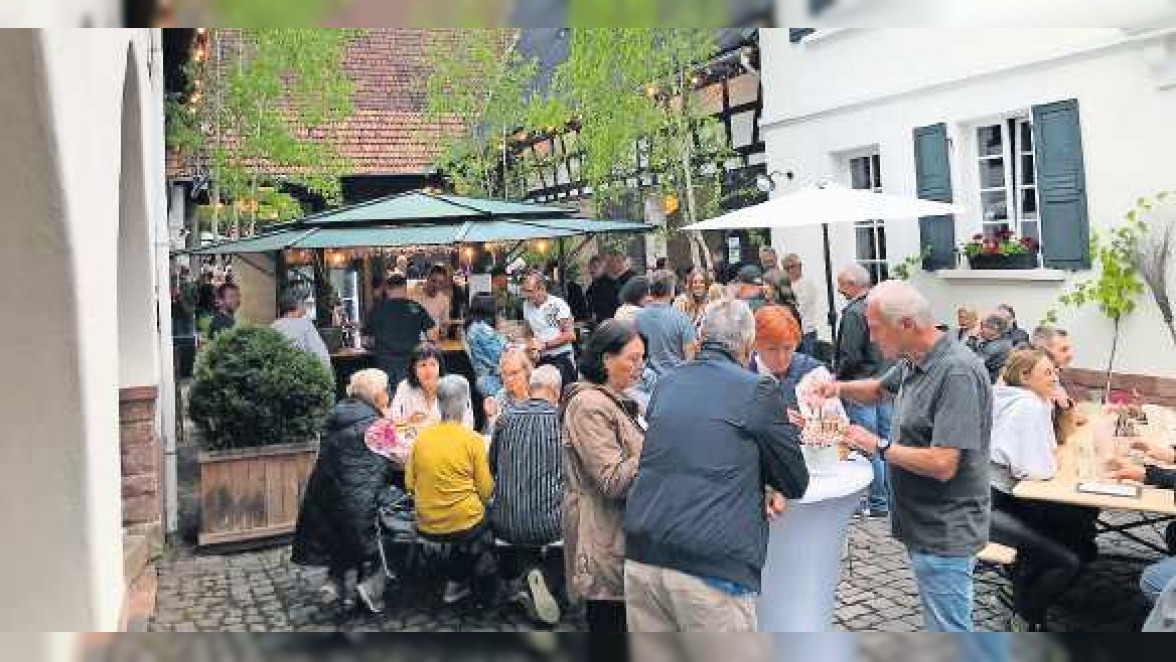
[536,240,549,254]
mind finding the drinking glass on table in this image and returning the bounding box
[1090,417,1117,480]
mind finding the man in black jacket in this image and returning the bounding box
[834,264,893,517]
[585,255,619,324]
[623,299,809,633]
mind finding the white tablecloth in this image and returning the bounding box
[758,457,873,632]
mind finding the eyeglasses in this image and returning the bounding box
[784,263,801,270]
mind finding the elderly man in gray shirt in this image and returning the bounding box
[817,281,994,637]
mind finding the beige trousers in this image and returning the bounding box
[625,560,760,632]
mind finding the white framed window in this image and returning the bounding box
[975,117,1040,243]
[848,152,888,284]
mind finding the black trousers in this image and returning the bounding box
[420,520,499,602]
[585,599,628,633]
[991,489,1097,624]
[539,352,578,391]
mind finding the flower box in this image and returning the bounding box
[966,253,1040,270]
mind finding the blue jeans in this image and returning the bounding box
[908,550,976,632]
[909,551,1010,662]
[957,634,1010,662]
[844,400,892,512]
[799,331,818,357]
[1142,557,1176,603]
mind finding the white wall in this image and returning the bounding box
[0,28,165,631]
[759,28,1176,377]
[0,0,119,27]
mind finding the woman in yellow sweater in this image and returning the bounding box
[405,374,497,605]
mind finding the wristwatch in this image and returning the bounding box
[876,435,893,461]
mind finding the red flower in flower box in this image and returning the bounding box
[983,240,1000,255]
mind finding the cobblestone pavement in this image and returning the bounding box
[150,510,1162,634]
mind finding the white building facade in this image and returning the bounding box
[0,22,173,635]
[759,27,1176,381]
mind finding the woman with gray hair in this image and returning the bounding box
[405,375,497,605]
[292,368,395,614]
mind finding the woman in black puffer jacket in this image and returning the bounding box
[292,368,394,613]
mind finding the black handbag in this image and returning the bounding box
[376,485,416,539]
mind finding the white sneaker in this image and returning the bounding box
[357,573,386,614]
[523,568,560,626]
[442,581,472,604]
[319,578,342,605]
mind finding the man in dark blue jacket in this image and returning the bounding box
[623,299,809,632]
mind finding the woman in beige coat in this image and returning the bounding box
[561,319,646,632]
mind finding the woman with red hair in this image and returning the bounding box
[749,305,824,411]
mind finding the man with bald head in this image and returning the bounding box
[820,281,993,634]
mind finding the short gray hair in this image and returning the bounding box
[982,313,1009,335]
[1031,325,1068,348]
[868,280,935,327]
[759,245,778,257]
[701,298,755,354]
[529,364,563,394]
[649,270,677,298]
[436,375,471,423]
[838,263,872,288]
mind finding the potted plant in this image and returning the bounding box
[188,326,335,546]
[961,228,1040,270]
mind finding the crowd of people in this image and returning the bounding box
[239,242,1176,639]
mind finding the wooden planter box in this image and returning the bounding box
[197,440,318,547]
[967,252,1039,270]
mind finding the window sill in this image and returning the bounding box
[934,268,1067,283]
[800,28,855,46]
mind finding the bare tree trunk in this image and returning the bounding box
[672,68,711,273]
[1104,316,1121,400]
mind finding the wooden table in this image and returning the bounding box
[1013,407,1176,553]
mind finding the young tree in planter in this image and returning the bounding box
[189,326,335,450]
[167,28,361,238]
[1045,192,1175,396]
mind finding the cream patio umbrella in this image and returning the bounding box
[683,181,964,336]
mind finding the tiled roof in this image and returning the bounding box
[167,29,473,180]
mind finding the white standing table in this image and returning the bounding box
[758,457,873,632]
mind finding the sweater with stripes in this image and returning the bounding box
[488,399,564,546]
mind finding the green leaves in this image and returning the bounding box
[189,326,335,451]
[170,29,363,233]
[422,28,725,231]
[1054,193,1162,324]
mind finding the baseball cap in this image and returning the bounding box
[737,264,764,285]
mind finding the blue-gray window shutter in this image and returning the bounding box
[1032,99,1090,270]
[789,29,816,43]
[913,123,956,270]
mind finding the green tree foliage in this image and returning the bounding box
[1045,192,1175,393]
[423,30,539,198]
[189,326,335,451]
[167,29,362,237]
[424,28,731,268]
